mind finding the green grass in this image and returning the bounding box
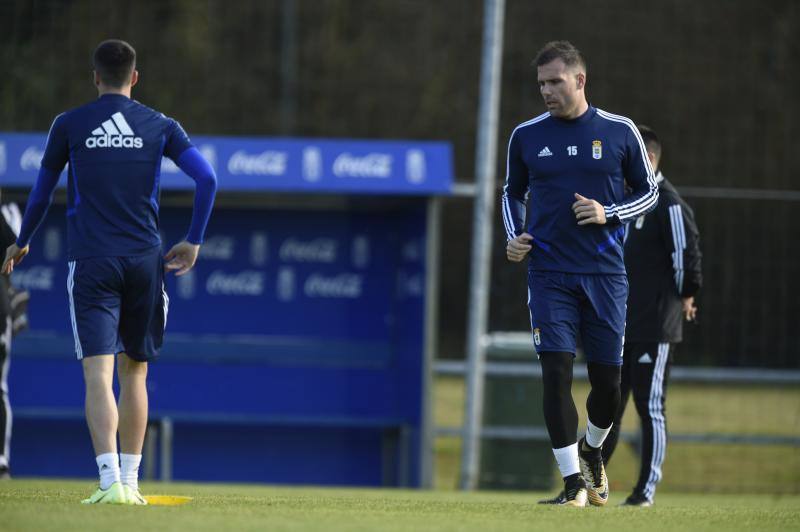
[0,379,798,530]
[433,376,800,493]
[1,479,798,532]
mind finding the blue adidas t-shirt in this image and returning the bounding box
[40,94,193,260]
[501,106,659,275]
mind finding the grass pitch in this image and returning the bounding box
[1,479,798,532]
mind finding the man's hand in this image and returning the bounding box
[572,193,607,225]
[164,241,201,276]
[682,296,698,322]
[506,232,533,263]
[2,243,30,275]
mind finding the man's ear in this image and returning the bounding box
[130,69,139,88]
[575,72,586,90]
[647,151,659,171]
[93,70,101,87]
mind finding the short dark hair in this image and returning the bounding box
[533,40,586,72]
[93,39,136,88]
[637,125,662,160]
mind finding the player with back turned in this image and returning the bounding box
[2,39,217,504]
[503,41,658,507]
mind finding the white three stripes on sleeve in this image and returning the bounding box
[501,197,515,241]
[1,203,22,237]
[668,204,686,293]
[596,110,659,222]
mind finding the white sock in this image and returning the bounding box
[552,442,580,478]
[96,452,121,490]
[120,453,142,491]
[585,419,612,449]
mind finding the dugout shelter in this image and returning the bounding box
[0,132,453,487]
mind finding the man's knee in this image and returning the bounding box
[587,362,621,395]
[540,351,574,390]
[116,352,147,379]
[82,355,115,388]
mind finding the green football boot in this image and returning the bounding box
[81,481,128,504]
[123,484,148,505]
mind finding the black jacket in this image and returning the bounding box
[0,202,22,322]
[624,174,702,343]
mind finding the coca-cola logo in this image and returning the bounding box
[304,273,363,299]
[279,238,337,263]
[332,153,392,178]
[227,150,287,176]
[20,146,44,171]
[206,270,265,296]
[199,236,235,260]
[12,266,54,291]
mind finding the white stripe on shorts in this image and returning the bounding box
[67,261,83,359]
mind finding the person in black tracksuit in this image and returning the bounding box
[0,193,22,478]
[600,126,703,506]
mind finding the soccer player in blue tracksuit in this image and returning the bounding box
[503,41,658,506]
[2,40,217,504]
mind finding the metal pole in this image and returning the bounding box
[459,0,506,491]
[421,197,443,488]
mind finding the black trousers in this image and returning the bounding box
[0,315,10,470]
[602,341,673,500]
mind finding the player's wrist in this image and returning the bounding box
[602,205,622,226]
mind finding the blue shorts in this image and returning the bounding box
[527,270,627,365]
[67,249,168,361]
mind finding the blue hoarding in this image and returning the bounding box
[0,132,453,195]
[8,199,432,486]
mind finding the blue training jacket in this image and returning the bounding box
[16,94,217,260]
[501,106,659,275]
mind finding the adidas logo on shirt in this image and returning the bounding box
[537,146,553,158]
[638,353,653,363]
[85,112,143,149]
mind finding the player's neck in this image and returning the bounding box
[563,99,589,120]
[97,86,132,99]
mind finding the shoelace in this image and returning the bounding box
[589,460,603,487]
[581,446,604,486]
